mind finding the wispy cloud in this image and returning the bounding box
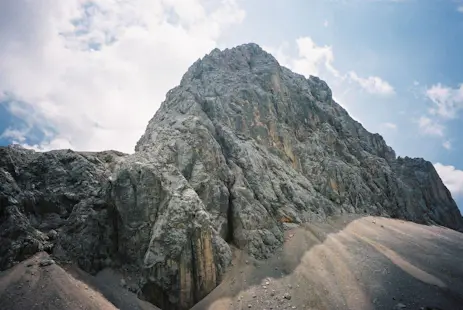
[417,116,445,137]
[381,122,398,130]
[426,83,463,119]
[266,37,394,97]
[348,71,395,95]
[443,140,452,150]
[293,37,340,77]
[411,82,463,149]
[0,128,28,142]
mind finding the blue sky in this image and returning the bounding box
[0,0,462,210]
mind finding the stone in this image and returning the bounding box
[1,43,462,310]
[39,259,55,267]
[47,230,58,240]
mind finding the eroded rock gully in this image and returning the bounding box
[1,43,462,310]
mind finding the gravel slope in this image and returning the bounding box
[192,215,463,310]
[2,215,462,310]
[0,252,159,310]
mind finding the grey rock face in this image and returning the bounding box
[0,146,125,272]
[1,43,462,310]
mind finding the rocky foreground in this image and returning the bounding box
[1,215,462,310]
[1,43,462,309]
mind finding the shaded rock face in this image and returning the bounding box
[0,147,124,272]
[1,43,462,309]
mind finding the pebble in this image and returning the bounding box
[47,229,58,240]
[39,259,55,267]
[283,293,292,300]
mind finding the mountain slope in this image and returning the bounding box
[1,43,461,310]
[192,215,463,310]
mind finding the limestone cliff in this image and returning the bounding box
[1,43,461,310]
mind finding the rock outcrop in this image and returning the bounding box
[1,43,462,310]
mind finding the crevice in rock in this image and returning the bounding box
[190,234,200,305]
[209,123,239,247]
[108,202,121,257]
[225,180,235,245]
[141,281,174,310]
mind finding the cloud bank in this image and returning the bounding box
[0,0,245,153]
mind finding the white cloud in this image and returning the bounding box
[323,20,329,27]
[434,163,463,197]
[426,83,463,119]
[262,42,292,69]
[417,116,444,137]
[292,37,339,77]
[348,71,395,95]
[381,122,397,130]
[417,83,463,144]
[20,138,75,152]
[458,5,463,13]
[442,140,451,150]
[266,37,394,97]
[0,128,28,142]
[0,0,245,153]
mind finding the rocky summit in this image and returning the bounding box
[1,43,462,310]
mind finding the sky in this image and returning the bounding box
[0,0,463,211]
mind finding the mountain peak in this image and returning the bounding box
[2,43,462,310]
[180,42,280,86]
